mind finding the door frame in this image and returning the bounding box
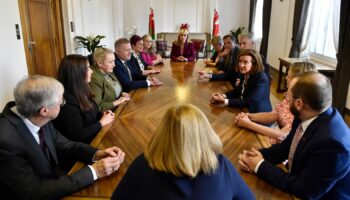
[18,0,66,76]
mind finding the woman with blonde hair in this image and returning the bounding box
[235,62,317,143]
[90,47,130,111]
[112,104,254,200]
[203,35,223,67]
[141,34,163,66]
[170,23,196,62]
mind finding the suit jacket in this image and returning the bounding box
[112,154,254,200]
[52,91,102,144]
[90,65,122,111]
[216,46,240,73]
[258,107,350,199]
[225,71,272,113]
[131,52,150,70]
[114,55,148,92]
[141,50,158,66]
[0,101,98,200]
[170,41,196,62]
[261,54,271,82]
[210,47,271,87]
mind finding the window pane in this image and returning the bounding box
[252,0,263,39]
[306,0,339,59]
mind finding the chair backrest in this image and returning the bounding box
[156,40,168,58]
[156,40,167,51]
[190,39,206,59]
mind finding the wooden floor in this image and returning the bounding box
[64,60,293,200]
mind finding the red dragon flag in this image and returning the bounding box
[212,9,219,37]
[149,8,155,40]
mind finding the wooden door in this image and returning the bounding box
[18,0,65,77]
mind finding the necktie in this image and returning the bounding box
[39,128,52,164]
[38,128,45,150]
[241,77,248,95]
[288,124,303,171]
[124,62,133,81]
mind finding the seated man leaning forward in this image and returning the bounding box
[0,75,125,199]
[113,38,163,92]
[239,72,350,200]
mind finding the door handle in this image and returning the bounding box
[28,41,36,53]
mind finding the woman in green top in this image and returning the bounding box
[90,47,131,111]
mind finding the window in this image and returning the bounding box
[301,0,340,64]
[252,0,263,40]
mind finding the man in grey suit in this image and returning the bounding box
[0,75,125,199]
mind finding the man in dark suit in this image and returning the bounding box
[113,38,162,92]
[199,34,241,87]
[239,72,350,199]
[0,75,125,199]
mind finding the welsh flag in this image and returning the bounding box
[212,9,219,37]
[148,8,155,40]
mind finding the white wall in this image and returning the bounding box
[63,0,249,53]
[63,0,124,54]
[267,0,295,69]
[219,0,249,36]
[0,0,28,110]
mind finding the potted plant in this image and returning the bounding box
[230,27,245,43]
[75,34,106,64]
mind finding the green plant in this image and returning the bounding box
[75,34,106,53]
[230,27,245,42]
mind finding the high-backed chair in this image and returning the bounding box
[190,39,206,59]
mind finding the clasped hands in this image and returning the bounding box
[114,92,131,106]
[148,76,163,86]
[176,56,188,62]
[198,71,212,82]
[210,93,226,105]
[143,67,161,75]
[234,112,252,127]
[92,146,125,179]
[238,148,263,174]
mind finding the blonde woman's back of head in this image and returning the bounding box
[145,103,222,178]
[289,62,318,78]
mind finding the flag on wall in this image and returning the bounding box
[149,8,155,39]
[212,9,219,37]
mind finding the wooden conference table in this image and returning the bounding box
[65,60,292,200]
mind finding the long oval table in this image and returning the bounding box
[64,60,293,200]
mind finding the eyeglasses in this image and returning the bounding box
[60,99,66,107]
[47,98,66,108]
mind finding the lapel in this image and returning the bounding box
[3,102,55,169]
[292,108,332,168]
[92,65,117,97]
[42,124,59,166]
[117,56,133,78]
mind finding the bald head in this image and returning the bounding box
[291,72,332,112]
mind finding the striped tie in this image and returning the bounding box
[288,124,303,171]
[124,62,133,81]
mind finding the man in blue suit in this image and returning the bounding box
[239,72,350,199]
[113,38,162,92]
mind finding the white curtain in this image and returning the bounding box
[332,0,340,52]
[300,0,340,58]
